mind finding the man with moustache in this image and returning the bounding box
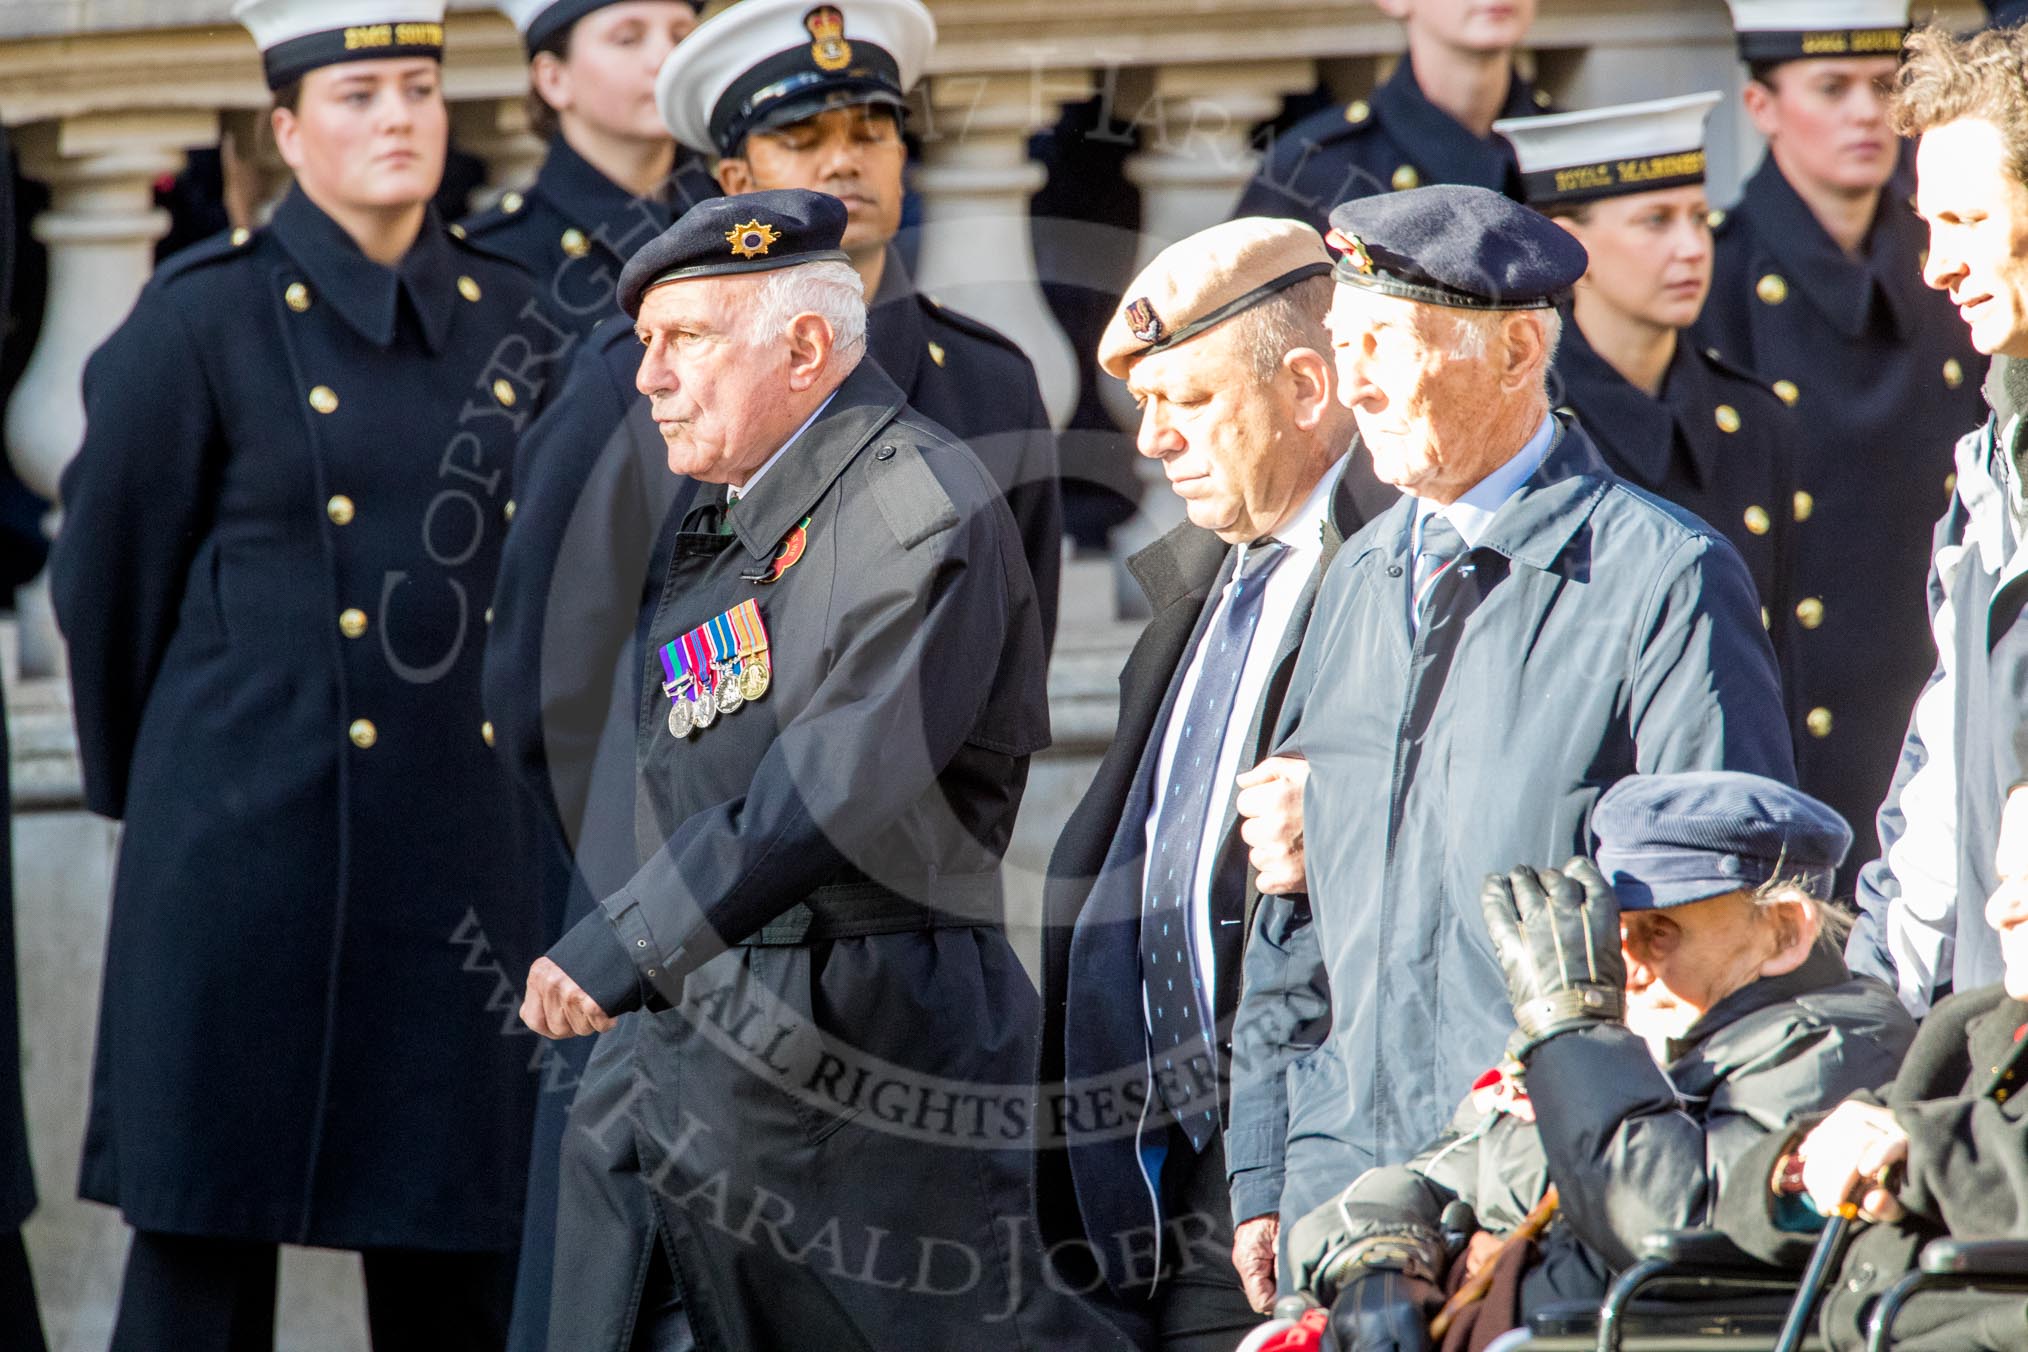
[1233,0,1556,233]
[1037,218,1392,1351]
[1229,185,1793,1230]
[1696,0,1986,880]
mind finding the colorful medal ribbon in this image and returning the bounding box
[658,603,772,738]
[729,599,772,700]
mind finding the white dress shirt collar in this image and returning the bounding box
[1416,412,1556,546]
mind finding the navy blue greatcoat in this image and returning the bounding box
[1264,418,1794,1181]
[52,187,558,1249]
[1232,58,1552,233]
[460,133,717,338]
[1695,156,1986,872]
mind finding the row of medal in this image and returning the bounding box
[658,599,773,739]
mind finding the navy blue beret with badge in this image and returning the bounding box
[656,0,935,156]
[617,188,850,318]
[1325,183,1589,311]
[1592,770,1852,911]
[499,0,697,57]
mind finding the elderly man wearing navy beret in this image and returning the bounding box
[510,189,1129,1352]
[1230,185,1800,1271]
[1277,772,1915,1348]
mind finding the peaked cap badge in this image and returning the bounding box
[805,6,852,71]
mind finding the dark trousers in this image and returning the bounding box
[109,1230,515,1352]
[1154,1132,1259,1352]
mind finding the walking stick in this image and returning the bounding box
[1428,1185,1561,1341]
[1771,1177,1865,1352]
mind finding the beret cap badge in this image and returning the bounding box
[1125,297,1165,344]
[726,219,783,259]
[805,5,853,71]
[1326,230,1375,276]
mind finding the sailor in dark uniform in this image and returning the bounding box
[657,0,1062,635]
[50,3,557,1346]
[1233,0,1555,232]
[1695,0,1987,877]
[514,189,1132,1352]
[461,0,716,335]
[1501,93,1801,667]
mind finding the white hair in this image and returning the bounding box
[1424,305,1562,393]
[744,259,868,356]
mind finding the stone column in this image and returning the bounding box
[910,69,1093,429]
[451,97,545,210]
[4,110,216,678]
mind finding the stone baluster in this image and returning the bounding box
[910,69,1094,429]
[5,110,216,678]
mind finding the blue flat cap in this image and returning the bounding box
[618,189,851,319]
[1592,771,1851,910]
[1325,184,1589,311]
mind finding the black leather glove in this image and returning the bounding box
[1480,858,1625,1060]
[1287,1189,1445,1307]
[1324,1269,1436,1352]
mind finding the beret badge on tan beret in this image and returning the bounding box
[1125,297,1165,344]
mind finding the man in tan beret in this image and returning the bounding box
[1035,217,1395,1349]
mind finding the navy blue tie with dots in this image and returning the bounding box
[1141,539,1289,1152]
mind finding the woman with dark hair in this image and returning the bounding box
[51,2,555,1346]
[463,0,714,332]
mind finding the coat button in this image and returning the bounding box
[927,340,946,367]
[1743,505,1771,535]
[501,191,525,214]
[1391,165,1421,191]
[484,606,495,625]
[1715,404,1741,433]
[504,499,517,522]
[309,385,339,415]
[457,275,482,303]
[231,227,251,247]
[875,446,896,461]
[493,378,517,408]
[327,494,356,526]
[481,720,496,747]
[1760,606,1771,630]
[1807,707,1834,738]
[1947,472,1959,495]
[1706,208,1727,229]
[349,718,378,749]
[1793,490,1814,522]
[1796,597,1825,629]
[1773,379,1800,406]
[1944,358,1965,389]
[449,222,467,239]
[285,282,312,313]
[561,228,590,258]
[1344,99,1371,125]
[1757,274,1788,305]
[338,608,368,639]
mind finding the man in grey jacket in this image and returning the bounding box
[1282,773,1915,1348]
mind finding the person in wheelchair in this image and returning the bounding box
[1282,771,1917,1349]
[1714,795,2028,1351]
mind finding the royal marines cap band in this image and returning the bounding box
[617,188,851,317]
[1326,184,1590,312]
[1724,0,1910,63]
[500,0,695,57]
[655,0,935,155]
[234,0,447,91]
[1592,771,1852,911]
[1495,92,1722,210]
[1098,219,1332,379]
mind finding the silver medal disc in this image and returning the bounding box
[667,700,693,739]
[716,662,745,713]
[693,687,718,729]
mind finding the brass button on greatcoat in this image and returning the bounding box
[231,227,251,247]
[1715,404,1741,434]
[1756,273,1788,305]
[561,229,590,258]
[1391,165,1421,191]
[493,378,517,408]
[285,282,312,313]
[1806,707,1833,739]
[1743,505,1771,536]
[457,275,482,303]
[1944,357,1965,389]
[309,385,339,414]
[1793,490,1814,521]
[1773,379,1799,406]
[1344,99,1370,125]
[501,191,525,214]
[927,340,946,367]
[481,721,496,747]
[504,499,517,522]
[349,718,379,749]
[327,494,356,526]
[338,608,368,639]
[1796,597,1825,629]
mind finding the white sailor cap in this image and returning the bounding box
[1495,93,1723,210]
[499,0,696,57]
[1723,0,1911,63]
[234,0,447,90]
[654,0,935,156]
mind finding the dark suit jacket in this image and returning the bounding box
[1034,463,1390,1305]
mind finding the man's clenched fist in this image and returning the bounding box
[521,956,616,1040]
